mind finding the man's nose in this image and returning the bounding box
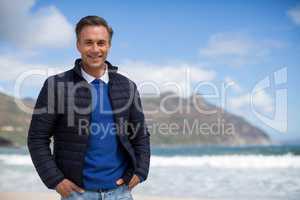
[91,43,100,52]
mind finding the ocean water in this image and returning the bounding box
[0,145,300,200]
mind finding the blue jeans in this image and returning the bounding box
[61,185,133,200]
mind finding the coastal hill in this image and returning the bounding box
[143,92,270,145]
[0,92,33,146]
[0,91,270,146]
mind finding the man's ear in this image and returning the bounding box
[108,43,112,52]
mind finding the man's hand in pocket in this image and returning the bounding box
[55,179,85,198]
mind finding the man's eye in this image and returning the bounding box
[85,42,93,45]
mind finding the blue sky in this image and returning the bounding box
[0,0,299,141]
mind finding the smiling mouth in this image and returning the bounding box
[88,55,102,59]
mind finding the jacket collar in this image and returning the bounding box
[73,58,118,82]
[80,63,109,84]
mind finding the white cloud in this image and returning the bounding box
[228,93,250,110]
[252,90,273,113]
[287,5,300,25]
[0,55,215,98]
[200,33,252,57]
[228,90,273,114]
[0,54,41,81]
[0,54,52,81]
[0,0,74,48]
[199,33,284,67]
[117,60,216,97]
[0,54,66,98]
[224,76,242,93]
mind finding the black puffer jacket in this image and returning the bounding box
[27,59,150,189]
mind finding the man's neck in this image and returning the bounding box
[81,62,107,79]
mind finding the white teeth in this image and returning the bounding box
[89,56,101,59]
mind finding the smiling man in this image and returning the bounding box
[27,16,150,200]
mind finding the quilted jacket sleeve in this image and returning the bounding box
[128,83,151,182]
[27,77,65,189]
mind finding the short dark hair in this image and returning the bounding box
[75,15,113,43]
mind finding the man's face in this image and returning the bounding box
[76,25,111,69]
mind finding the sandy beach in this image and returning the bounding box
[0,192,201,200]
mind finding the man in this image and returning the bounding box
[27,16,150,200]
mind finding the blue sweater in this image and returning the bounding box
[83,79,128,190]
